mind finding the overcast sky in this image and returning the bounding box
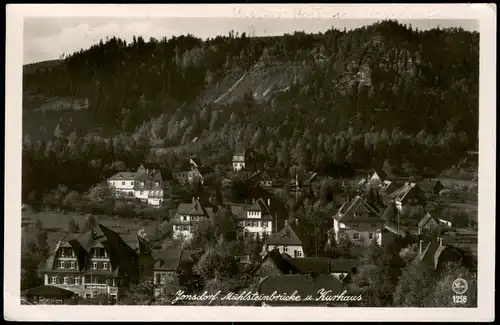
[23,17,478,64]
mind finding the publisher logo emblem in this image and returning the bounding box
[452,278,468,295]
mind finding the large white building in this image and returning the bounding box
[107,165,165,206]
[230,198,273,240]
[330,196,385,247]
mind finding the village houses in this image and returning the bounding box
[107,164,165,206]
[330,196,386,247]
[387,182,427,211]
[171,198,215,241]
[173,156,205,185]
[263,219,306,258]
[43,224,154,301]
[232,148,259,172]
[230,198,274,240]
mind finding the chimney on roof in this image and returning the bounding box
[419,240,423,255]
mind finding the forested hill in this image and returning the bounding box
[23,20,479,180]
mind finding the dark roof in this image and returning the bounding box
[229,198,272,220]
[418,212,440,229]
[388,182,422,201]
[154,245,183,271]
[258,274,343,298]
[23,285,78,298]
[383,181,405,195]
[176,200,209,216]
[266,222,303,246]
[284,255,335,274]
[256,249,299,275]
[334,196,382,222]
[418,239,463,270]
[328,259,358,273]
[372,169,387,181]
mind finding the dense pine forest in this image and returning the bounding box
[22,20,479,204]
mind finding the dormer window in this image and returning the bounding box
[103,262,108,270]
[70,261,75,269]
[155,182,159,186]
[51,277,57,284]
[92,262,98,270]
[59,261,65,269]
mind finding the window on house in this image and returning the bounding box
[155,274,161,284]
[155,182,159,186]
[92,262,97,270]
[182,216,187,221]
[371,224,377,228]
[51,277,57,284]
[131,182,134,186]
[352,224,359,229]
[70,261,75,269]
[103,262,108,270]
[63,277,68,285]
[112,279,116,286]
[369,233,374,240]
[353,233,360,240]
[59,261,65,269]
[283,246,288,252]
[122,182,125,185]
[297,251,302,257]
[140,191,144,195]
[246,222,251,227]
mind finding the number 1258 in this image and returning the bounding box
[453,295,467,304]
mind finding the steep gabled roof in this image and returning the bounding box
[176,200,208,216]
[266,223,303,246]
[388,182,420,201]
[229,198,271,219]
[384,181,405,195]
[153,245,183,271]
[371,169,387,181]
[334,196,381,222]
[256,249,299,275]
[418,212,440,229]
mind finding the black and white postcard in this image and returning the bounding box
[4,3,496,322]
